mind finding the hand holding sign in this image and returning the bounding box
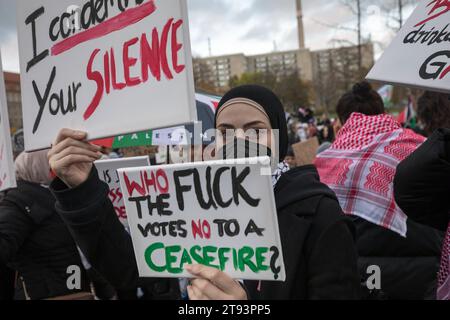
[48,129,102,187]
[186,264,248,300]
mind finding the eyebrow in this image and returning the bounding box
[217,121,270,130]
[244,121,270,129]
[216,123,235,129]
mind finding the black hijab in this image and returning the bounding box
[215,85,289,162]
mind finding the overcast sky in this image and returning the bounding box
[0,0,417,72]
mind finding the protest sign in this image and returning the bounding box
[0,53,17,192]
[118,157,286,281]
[95,156,150,227]
[292,137,319,166]
[17,0,197,151]
[367,1,450,93]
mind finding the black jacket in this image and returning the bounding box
[245,165,360,300]
[0,180,90,300]
[50,170,180,300]
[392,129,450,299]
[51,165,360,300]
[351,217,443,300]
[394,128,450,232]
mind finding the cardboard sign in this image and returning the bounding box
[0,53,17,192]
[367,1,450,92]
[17,0,197,151]
[95,156,150,227]
[292,137,319,166]
[118,157,286,281]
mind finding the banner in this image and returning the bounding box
[95,156,150,227]
[17,0,197,151]
[118,157,286,281]
[292,137,319,166]
[0,53,17,192]
[367,1,450,93]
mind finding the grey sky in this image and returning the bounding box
[0,0,417,72]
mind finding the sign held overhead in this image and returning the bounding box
[367,0,450,93]
[17,0,197,151]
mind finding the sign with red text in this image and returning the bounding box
[367,1,450,92]
[0,53,17,192]
[118,157,286,281]
[17,0,197,151]
[95,156,150,227]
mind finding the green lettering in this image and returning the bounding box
[144,242,166,273]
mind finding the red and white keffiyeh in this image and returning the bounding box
[438,224,450,300]
[315,113,425,237]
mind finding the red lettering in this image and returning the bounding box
[141,29,161,82]
[114,206,127,219]
[84,48,104,120]
[156,169,169,194]
[192,219,211,240]
[123,37,141,87]
[171,19,185,74]
[84,18,187,119]
[160,18,174,80]
[123,172,147,197]
[104,51,111,94]
[111,47,126,91]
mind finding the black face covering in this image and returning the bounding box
[215,85,288,162]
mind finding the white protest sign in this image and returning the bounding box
[17,0,197,151]
[367,1,450,92]
[0,54,17,192]
[118,157,286,281]
[95,156,150,227]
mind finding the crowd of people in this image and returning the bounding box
[1,81,449,300]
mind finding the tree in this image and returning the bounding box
[229,72,312,113]
[378,0,419,31]
[192,58,219,94]
[229,72,277,89]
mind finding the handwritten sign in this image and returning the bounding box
[118,157,286,281]
[17,0,197,151]
[292,137,319,166]
[95,156,150,227]
[367,1,450,93]
[0,53,17,192]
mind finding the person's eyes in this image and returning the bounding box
[246,128,269,141]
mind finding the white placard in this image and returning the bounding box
[118,157,286,281]
[95,156,150,227]
[17,0,197,151]
[367,1,450,92]
[0,53,17,192]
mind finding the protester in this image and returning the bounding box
[416,92,450,137]
[284,146,297,169]
[288,122,300,146]
[47,85,360,300]
[394,129,450,300]
[315,81,444,299]
[318,119,335,144]
[0,151,92,300]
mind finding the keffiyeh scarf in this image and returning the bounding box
[314,113,425,237]
[438,224,450,300]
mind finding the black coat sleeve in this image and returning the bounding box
[394,129,450,232]
[307,198,361,300]
[50,168,139,292]
[0,201,33,265]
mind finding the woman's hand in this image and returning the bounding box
[186,264,248,300]
[48,129,102,188]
